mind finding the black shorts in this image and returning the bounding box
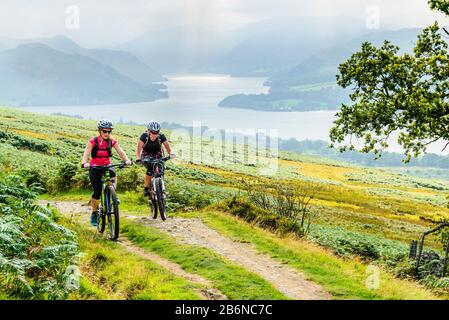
[145,165,155,177]
[89,167,116,200]
[142,153,162,177]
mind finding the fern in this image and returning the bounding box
[0,175,79,299]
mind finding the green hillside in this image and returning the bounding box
[0,44,167,106]
[218,29,422,112]
[1,107,448,300]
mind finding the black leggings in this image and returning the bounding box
[89,168,116,200]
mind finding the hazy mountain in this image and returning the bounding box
[116,17,369,75]
[116,27,229,74]
[267,28,422,88]
[0,37,21,50]
[0,43,167,106]
[0,35,165,85]
[213,17,370,76]
[219,28,422,112]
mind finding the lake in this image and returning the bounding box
[17,73,447,155]
[19,73,336,140]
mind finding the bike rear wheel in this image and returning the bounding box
[107,186,120,240]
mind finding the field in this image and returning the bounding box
[1,107,449,300]
[290,82,339,92]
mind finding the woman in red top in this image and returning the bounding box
[81,119,132,226]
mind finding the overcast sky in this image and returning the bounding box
[0,0,447,47]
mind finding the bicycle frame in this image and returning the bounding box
[153,159,166,192]
[90,162,128,239]
[100,171,115,215]
[91,164,123,213]
[139,156,169,178]
[137,156,170,220]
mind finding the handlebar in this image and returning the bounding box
[84,156,170,170]
[89,162,132,170]
[136,156,171,164]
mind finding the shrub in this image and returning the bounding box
[0,175,79,299]
[2,132,52,154]
[217,196,305,236]
[167,164,228,183]
[46,160,79,193]
[237,179,320,236]
[71,169,91,190]
[13,164,53,192]
[165,178,215,212]
[116,165,145,192]
[308,224,408,262]
[421,276,449,293]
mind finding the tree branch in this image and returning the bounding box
[443,27,449,36]
[423,137,441,147]
[441,140,449,152]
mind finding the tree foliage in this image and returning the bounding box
[429,0,449,15]
[330,23,449,162]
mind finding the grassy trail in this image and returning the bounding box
[41,196,443,300]
[42,200,290,300]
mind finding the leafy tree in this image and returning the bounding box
[429,0,449,14]
[330,1,449,162]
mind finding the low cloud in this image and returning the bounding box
[0,0,446,47]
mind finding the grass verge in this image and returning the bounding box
[179,209,442,300]
[57,215,203,300]
[121,219,288,300]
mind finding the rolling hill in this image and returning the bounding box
[267,28,422,88]
[0,35,166,85]
[218,28,423,111]
[0,44,167,106]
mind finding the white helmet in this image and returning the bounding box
[97,119,114,130]
[147,120,161,132]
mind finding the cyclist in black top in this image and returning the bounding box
[136,120,175,196]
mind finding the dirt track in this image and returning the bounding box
[41,200,331,300]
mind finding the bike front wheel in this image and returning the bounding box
[97,207,106,234]
[150,197,158,219]
[155,178,167,221]
[107,186,120,240]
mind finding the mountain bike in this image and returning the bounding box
[90,162,129,240]
[137,156,170,221]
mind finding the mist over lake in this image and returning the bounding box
[18,73,336,140]
[17,73,449,156]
